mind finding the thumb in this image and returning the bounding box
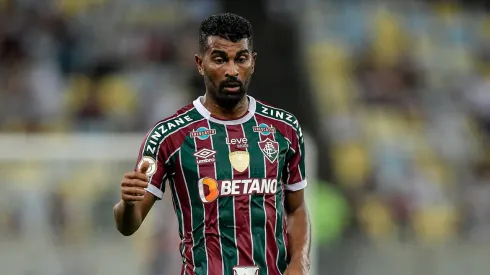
[139,161,150,174]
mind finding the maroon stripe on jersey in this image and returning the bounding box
[256,113,290,266]
[193,120,223,275]
[169,121,207,275]
[174,152,195,275]
[225,124,254,266]
[254,115,281,275]
[281,182,289,258]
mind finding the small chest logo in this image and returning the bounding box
[258,139,279,163]
[229,151,250,172]
[190,127,216,140]
[253,123,275,136]
[193,148,216,165]
[226,137,249,148]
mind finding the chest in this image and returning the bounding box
[174,124,290,181]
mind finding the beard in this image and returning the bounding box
[205,74,251,110]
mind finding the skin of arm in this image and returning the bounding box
[114,162,158,236]
[284,189,311,274]
[114,192,156,236]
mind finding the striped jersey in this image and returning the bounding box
[135,96,307,275]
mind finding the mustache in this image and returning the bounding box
[220,78,243,88]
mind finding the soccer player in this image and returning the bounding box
[113,13,311,275]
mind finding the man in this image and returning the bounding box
[113,13,311,275]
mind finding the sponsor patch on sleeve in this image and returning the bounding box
[138,156,157,176]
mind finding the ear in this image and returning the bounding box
[251,52,257,74]
[195,54,204,76]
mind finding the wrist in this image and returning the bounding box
[289,254,310,269]
[123,200,136,206]
[120,199,137,207]
[116,200,136,213]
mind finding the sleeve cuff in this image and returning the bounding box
[145,184,164,199]
[285,179,307,191]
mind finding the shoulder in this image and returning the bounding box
[147,103,198,136]
[141,103,203,155]
[254,99,302,137]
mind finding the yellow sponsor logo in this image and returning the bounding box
[229,151,250,172]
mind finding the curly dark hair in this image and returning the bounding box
[199,13,253,53]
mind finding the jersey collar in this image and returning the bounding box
[193,95,256,125]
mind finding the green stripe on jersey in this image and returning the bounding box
[169,176,185,265]
[209,122,237,274]
[180,136,207,275]
[297,134,307,180]
[168,153,184,238]
[244,119,268,274]
[168,151,185,266]
[275,130,288,273]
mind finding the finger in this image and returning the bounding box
[139,161,150,174]
[124,172,149,182]
[122,194,145,202]
[122,179,149,188]
[122,186,146,196]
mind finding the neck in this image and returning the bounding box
[202,93,249,120]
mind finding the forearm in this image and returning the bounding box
[113,200,143,236]
[287,203,311,270]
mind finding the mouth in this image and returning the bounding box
[223,86,240,92]
[223,82,241,93]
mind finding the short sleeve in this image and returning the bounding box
[282,123,307,191]
[134,126,169,199]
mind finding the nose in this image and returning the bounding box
[224,61,239,78]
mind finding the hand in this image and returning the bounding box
[120,161,150,204]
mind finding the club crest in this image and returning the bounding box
[258,139,279,163]
[233,266,260,275]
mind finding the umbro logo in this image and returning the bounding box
[194,148,216,159]
[194,148,216,165]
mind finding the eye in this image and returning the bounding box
[237,56,248,63]
[213,57,224,64]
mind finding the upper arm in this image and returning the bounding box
[282,120,307,192]
[135,124,173,200]
[139,191,158,220]
[285,188,306,214]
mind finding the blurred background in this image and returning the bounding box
[1,0,490,274]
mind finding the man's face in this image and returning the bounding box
[195,36,256,109]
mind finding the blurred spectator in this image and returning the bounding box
[354,43,423,117]
[465,44,490,140]
[463,160,490,242]
[148,203,181,275]
[47,188,68,243]
[0,35,45,132]
[0,0,198,133]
